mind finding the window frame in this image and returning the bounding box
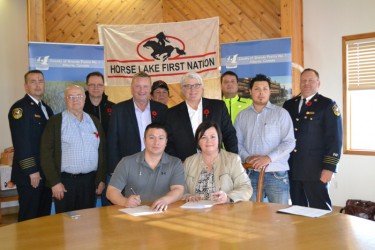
[342,32,375,156]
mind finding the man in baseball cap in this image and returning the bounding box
[151,80,169,105]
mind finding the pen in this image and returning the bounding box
[130,187,137,195]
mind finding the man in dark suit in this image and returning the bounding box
[283,68,343,210]
[106,72,168,191]
[166,72,238,161]
[8,70,54,221]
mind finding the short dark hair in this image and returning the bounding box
[301,68,319,79]
[24,70,44,83]
[249,74,271,89]
[144,122,168,138]
[86,71,104,84]
[195,121,223,152]
[221,71,238,83]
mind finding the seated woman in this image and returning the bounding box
[184,121,252,204]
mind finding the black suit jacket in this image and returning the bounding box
[106,99,167,173]
[283,93,343,181]
[165,98,238,161]
[8,94,54,186]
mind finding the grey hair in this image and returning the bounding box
[64,85,85,96]
[180,72,204,88]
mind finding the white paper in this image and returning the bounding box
[119,205,164,216]
[277,205,331,218]
[180,200,215,209]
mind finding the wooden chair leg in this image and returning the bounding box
[256,168,266,202]
[242,163,267,202]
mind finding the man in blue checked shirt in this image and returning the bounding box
[41,85,106,213]
[234,74,295,204]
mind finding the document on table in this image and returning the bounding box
[180,200,215,209]
[277,205,331,218]
[119,205,164,216]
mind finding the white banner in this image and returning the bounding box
[98,17,219,86]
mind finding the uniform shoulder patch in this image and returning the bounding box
[332,104,341,116]
[12,108,23,119]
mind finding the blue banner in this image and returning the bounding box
[28,42,104,113]
[221,38,292,105]
[29,42,104,81]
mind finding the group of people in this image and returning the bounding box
[8,67,342,222]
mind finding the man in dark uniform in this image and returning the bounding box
[8,70,54,221]
[83,71,114,206]
[83,71,114,135]
[283,68,343,210]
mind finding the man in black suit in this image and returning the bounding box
[8,70,54,221]
[283,68,343,210]
[166,72,238,161]
[106,72,168,197]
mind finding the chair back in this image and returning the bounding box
[242,163,266,202]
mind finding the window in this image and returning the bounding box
[343,32,375,155]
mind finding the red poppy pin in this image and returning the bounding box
[94,132,99,138]
[107,107,112,113]
[203,109,210,118]
[152,111,157,119]
[306,102,312,107]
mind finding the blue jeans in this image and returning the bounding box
[248,170,290,205]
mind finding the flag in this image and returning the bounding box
[98,17,219,86]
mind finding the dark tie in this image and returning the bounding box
[38,102,47,119]
[299,98,306,114]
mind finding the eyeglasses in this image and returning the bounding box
[87,84,104,89]
[67,95,84,101]
[182,83,202,90]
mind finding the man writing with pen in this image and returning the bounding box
[106,122,185,211]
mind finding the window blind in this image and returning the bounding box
[346,37,375,90]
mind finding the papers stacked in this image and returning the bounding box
[277,205,331,218]
[180,200,215,209]
[119,205,164,216]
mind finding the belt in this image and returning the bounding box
[61,171,95,178]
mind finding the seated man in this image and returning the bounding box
[106,122,185,211]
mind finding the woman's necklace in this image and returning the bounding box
[203,154,217,172]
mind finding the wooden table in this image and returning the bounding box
[0,201,374,249]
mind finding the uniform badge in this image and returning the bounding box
[332,105,341,116]
[12,108,23,119]
[35,114,41,118]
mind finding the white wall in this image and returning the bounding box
[0,0,28,151]
[304,0,375,206]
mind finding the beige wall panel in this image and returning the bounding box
[44,0,284,105]
[28,0,46,41]
[46,0,163,44]
[281,0,303,96]
[163,0,281,43]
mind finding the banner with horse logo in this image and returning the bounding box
[98,17,219,86]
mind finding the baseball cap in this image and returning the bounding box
[151,80,169,94]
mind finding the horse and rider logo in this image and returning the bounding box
[140,32,186,62]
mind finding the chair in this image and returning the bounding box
[242,163,266,202]
[0,189,18,223]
